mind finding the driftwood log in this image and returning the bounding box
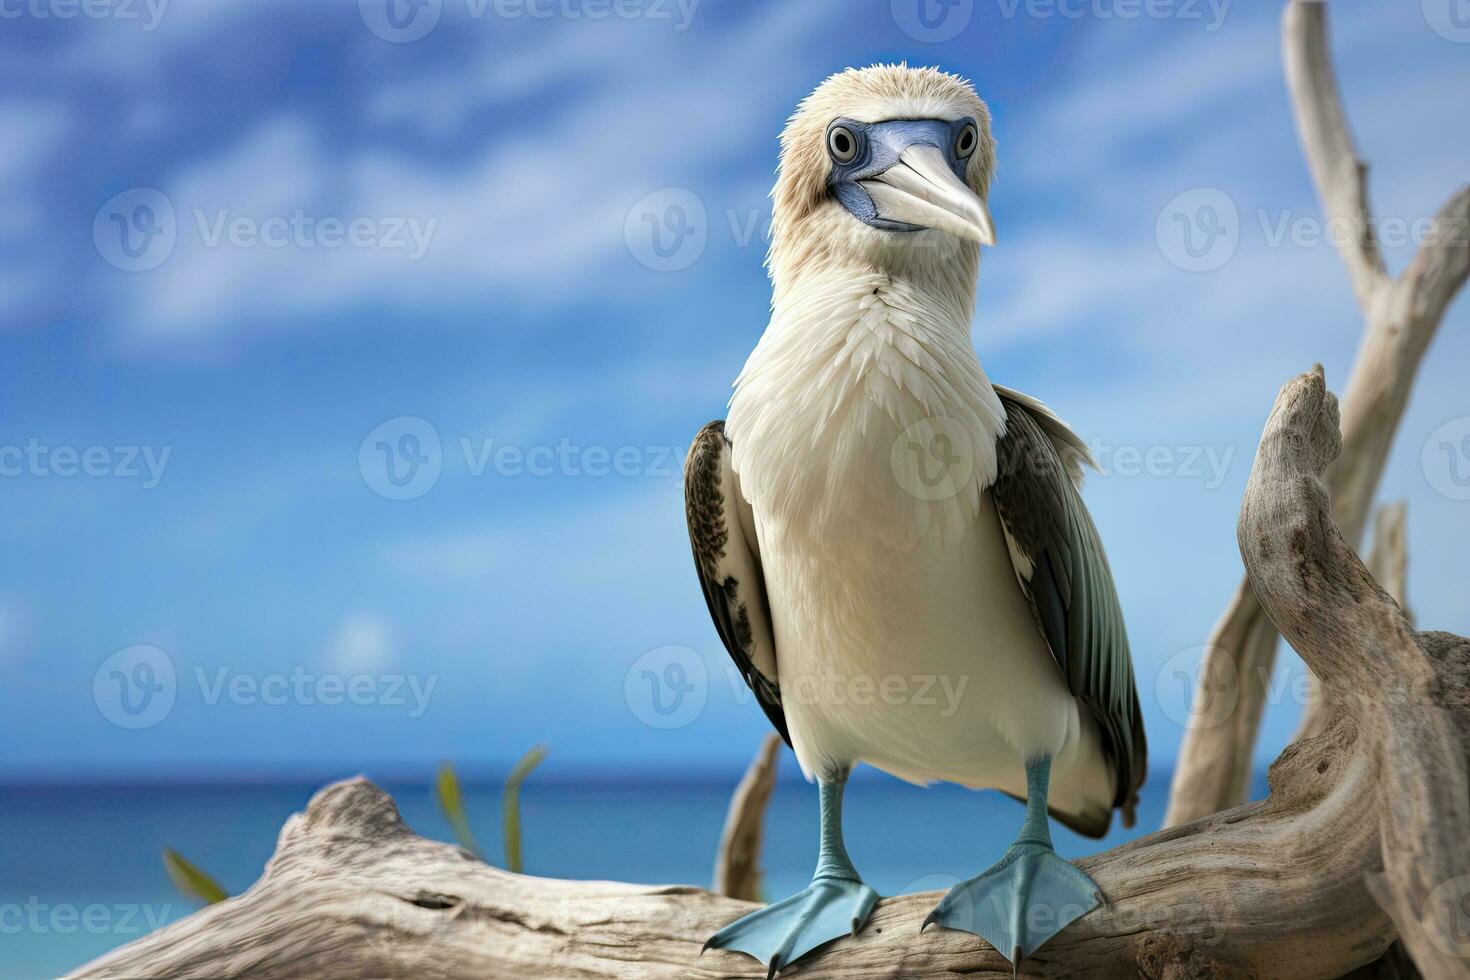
[69,369,1470,979]
[1295,500,1410,743]
[1166,0,1470,828]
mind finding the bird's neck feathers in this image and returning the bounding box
[767,204,981,313]
[727,240,1006,551]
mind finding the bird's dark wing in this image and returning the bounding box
[991,390,1147,835]
[684,421,788,745]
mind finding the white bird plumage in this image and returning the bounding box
[688,64,1144,974]
[725,66,1112,819]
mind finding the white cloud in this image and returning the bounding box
[981,3,1467,365]
[365,22,614,135]
[112,2,843,341]
[55,0,252,76]
[376,481,685,590]
[326,612,396,672]
[0,100,68,323]
[0,100,69,243]
[0,100,69,185]
[369,482,698,684]
[368,1,836,138]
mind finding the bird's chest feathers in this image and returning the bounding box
[727,276,1006,553]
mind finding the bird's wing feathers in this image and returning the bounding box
[992,382,1095,488]
[992,392,1147,828]
[684,421,789,745]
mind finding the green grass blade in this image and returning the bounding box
[163,848,228,905]
[436,761,483,860]
[503,744,548,874]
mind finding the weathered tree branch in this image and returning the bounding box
[1165,0,1470,827]
[68,369,1470,979]
[713,733,781,902]
[1282,0,1385,308]
[1296,500,1410,742]
[1240,368,1470,980]
[1365,500,1410,620]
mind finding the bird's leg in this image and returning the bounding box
[922,757,1101,974]
[703,769,879,978]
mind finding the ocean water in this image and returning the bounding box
[0,770,1265,978]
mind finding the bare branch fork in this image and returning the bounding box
[68,369,1470,979]
[1165,0,1470,827]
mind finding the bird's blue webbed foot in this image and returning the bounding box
[704,772,877,977]
[923,757,1102,972]
[704,874,879,977]
[923,839,1099,966]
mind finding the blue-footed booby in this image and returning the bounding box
[684,65,1146,976]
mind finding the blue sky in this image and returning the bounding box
[1,0,1466,783]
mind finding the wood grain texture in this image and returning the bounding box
[1295,500,1411,742]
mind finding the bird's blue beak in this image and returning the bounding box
[827,118,996,246]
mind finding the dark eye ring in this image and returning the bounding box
[954,123,979,160]
[828,125,859,164]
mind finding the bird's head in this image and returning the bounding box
[769,64,996,293]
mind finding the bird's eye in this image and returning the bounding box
[828,125,859,164]
[954,123,979,160]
